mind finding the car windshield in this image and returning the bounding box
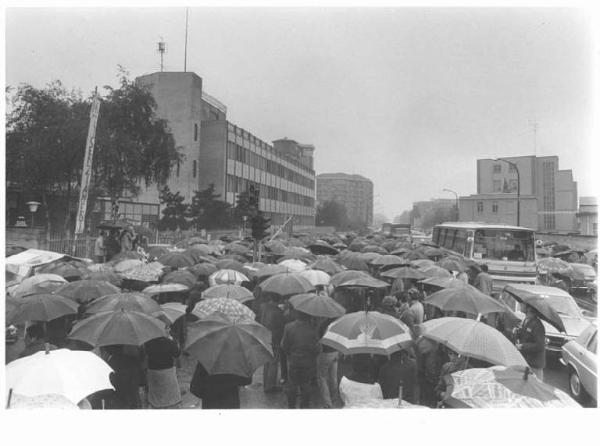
[473,229,535,262]
[546,295,582,318]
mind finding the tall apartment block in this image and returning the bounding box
[316,173,374,228]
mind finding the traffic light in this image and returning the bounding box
[251,211,271,240]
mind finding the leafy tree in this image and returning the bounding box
[158,186,190,231]
[316,200,349,230]
[190,184,234,230]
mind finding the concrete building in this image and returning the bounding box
[459,155,578,233]
[131,71,315,228]
[577,196,597,236]
[316,173,373,227]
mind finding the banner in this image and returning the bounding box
[74,95,101,234]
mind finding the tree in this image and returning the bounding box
[157,186,190,231]
[316,200,349,230]
[393,210,411,224]
[190,184,234,230]
[372,213,389,229]
[233,190,252,223]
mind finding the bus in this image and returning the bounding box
[431,222,537,292]
[381,223,411,238]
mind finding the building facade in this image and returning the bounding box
[316,173,374,227]
[577,196,597,236]
[459,155,578,233]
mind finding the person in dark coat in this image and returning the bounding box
[514,303,546,380]
[105,229,121,261]
[102,345,144,409]
[18,324,57,358]
[189,362,251,409]
[144,335,182,408]
[377,350,419,403]
[258,295,285,393]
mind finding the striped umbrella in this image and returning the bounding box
[321,311,413,356]
[208,269,250,287]
[192,297,255,322]
[202,284,254,303]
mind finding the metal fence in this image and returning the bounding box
[46,235,96,258]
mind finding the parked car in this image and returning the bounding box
[497,284,595,354]
[561,323,597,404]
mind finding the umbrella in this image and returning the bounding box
[12,274,68,298]
[443,366,580,408]
[282,246,311,258]
[425,285,513,316]
[308,241,339,256]
[410,259,436,269]
[380,266,427,281]
[370,255,410,267]
[82,270,122,287]
[120,262,164,283]
[420,277,469,289]
[336,276,390,289]
[242,261,267,277]
[185,312,273,377]
[7,393,80,410]
[158,252,194,269]
[108,251,142,264]
[216,259,246,273]
[86,292,162,315]
[321,311,413,356]
[147,246,170,260]
[289,293,345,318]
[181,248,207,264]
[299,269,331,287]
[278,258,308,273]
[37,261,87,281]
[224,243,251,256]
[56,279,121,305]
[339,253,370,271]
[192,297,255,322]
[208,269,250,287]
[348,240,367,252]
[308,258,345,275]
[143,283,190,295]
[437,258,467,273]
[6,348,114,405]
[113,259,145,274]
[418,246,445,258]
[188,236,209,245]
[390,247,411,256]
[503,285,567,333]
[9,293,79,324]
[253,264,291,281]
[69,308,167,347]
[258,272,315,298]
[361,245,388,255]
[202,284,254,303]
[420,317,527,367]
[162,269,197,288]
[264,240,287,255]
[188,262,218,278]
[404,250,429,261]
[330,270,371,287]
[536,257,574,275]
[157,302,188,324]
[420,265,453,278]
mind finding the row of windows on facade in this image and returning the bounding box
[492,179,518,193]
[227,122,313,175]
[476,201,556,230]
[226,175,314,208]
[492,163,517,174]
[263,213,315,227]
[476,201,499,214]
[227,141,313,189]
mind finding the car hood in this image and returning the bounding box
[514,311,592,338]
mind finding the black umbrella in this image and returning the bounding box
[503,286,567,333]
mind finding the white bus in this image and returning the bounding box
[431,222,537,292]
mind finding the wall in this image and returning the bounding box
[199,120,228,198]
[459,195,539,230]
[6,227,47,250]
[554,169,578,232]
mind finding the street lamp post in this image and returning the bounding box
[494,158,520,226]
[442,189,459,221]
[25,201,41,228]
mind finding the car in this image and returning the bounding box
[561,323,597,404]
[498,284,595,354]
[560,263,597,297]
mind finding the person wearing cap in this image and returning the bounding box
[514,303,546,380]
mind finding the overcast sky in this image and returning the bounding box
[5,7,596,219]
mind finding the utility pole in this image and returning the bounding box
[529,119,538,156]
[157,39,166,72]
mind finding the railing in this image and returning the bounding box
[46,236,95,258]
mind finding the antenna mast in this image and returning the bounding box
[157,38,166,72]
[184,8,189,72]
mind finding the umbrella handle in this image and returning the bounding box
[6,389,13,409]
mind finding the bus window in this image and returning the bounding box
[473,229,534,262]
[452,230,467,256]
[443,229,456,250]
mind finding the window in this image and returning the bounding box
[492,202,498,213]
[193,160,197,178]
[493,164,501,173]
[194,124,198,141]
[476,201,483,213]
[493,180,502,192]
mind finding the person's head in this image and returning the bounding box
[408,288,419,302]
[480,264,488,273]
[446,348,459,361]
[98,230,105,237]
[382,295,398,308]
[521,303,538,319]
[25,324,44,343]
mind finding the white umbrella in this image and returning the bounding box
[278,259,308,272]
[6,349,114,405]
[208,269,249,287]
[299,269,331,286]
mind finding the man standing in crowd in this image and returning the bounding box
[316,317,340,408]
[474,264,493,296]
[94,230,106,263]
[259,295,285,393]
[514,303,546,381]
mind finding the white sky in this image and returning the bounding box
[4,6,597,219]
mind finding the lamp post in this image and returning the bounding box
[442,189,459,221]
[25,201,41,228]
[494,158,520,226]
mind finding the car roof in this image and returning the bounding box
[504,284,573,298]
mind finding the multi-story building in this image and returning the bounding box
[459,155,578,233]
[129,71,315,228]
[577,196,597,236]
[316,173,373,227]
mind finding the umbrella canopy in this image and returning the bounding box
[192,297,255,322]
[370,255,410,267]
[157,302,188,324]
[242,261,267,276]
[188,262,218,278]
[9,293,79,324]
[411,259,436,269]
[202,284,254,303]
[336,276,390,289]
[147,246,170,260]
[425,285,513,316]
[69,309,167,347]
[185,312,273,377]
[502,285,567,333]
[85,292,162,315]
[56,279,121,305]
[348,240,367,252]
[119,261,164,283]
[339,253,370,271]
[253,264,291,281]
[264,240,287,255]
[216,259,246,273]
[330,270,371,287]
[6,349,114,405]
[158,252,194,269]
[12,274,68,298]
[404,250,429,261]
[224,243,251,256]
[536,257,574,275]
[420,265,453,278]
[8,393,80,410]
[360,245,388,255]
[188,236,209,245]
[289,293,345,318]
[321,311,413,356]
[113,259,145,274]
[162,269,197,288]
[420,317,527,367]
[308,258,345,275]
[437,258,467,273]
[143,283,190,295]
[418,246,445,258]
[308,241,339,256]
[443,366,580,408]
[380,266,427,281]
[208,269,250,287]
[82,270,122,287]
[390,247,411,256]
[299,269,331,287]
[420,277,469,289]
[37,261,87,280]
[278,258,308,273]
[259,272,315,298]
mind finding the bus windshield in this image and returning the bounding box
[472,229,535,262]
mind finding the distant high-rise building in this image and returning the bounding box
[316,173,373,227]
[577,196,597,236]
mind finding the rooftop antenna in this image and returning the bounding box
[157,38,166,72]
[184,8,189,72]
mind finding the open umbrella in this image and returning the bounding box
[502,285,567,333]
[192,297,255,322]
[425,285,513,316]
[418,246,445,258]
[442,366,580,408]
[299,269,331,287]
[157,302,188,324]
[411,259,436,269]
[158,252,194,269]
[258,273,315,298]
[289,293,345,318]
[224,243,251,256]
[308,258,344,275]
[9,293,79,324]
[162,269,197,288]
[278,258,308,273]
[330,270,371,287]
[420,265,453,278]
[208,269,249,287]
[202,284,254,303]
[148,246,170,260]
[536,257,574,275]
[6,348,114,405]
[437,258,467,273]
[380,267,426,281]
[216,259,246,273]
[359,252,383,264]
[253,264,291,281]
[420,317,527,367]
[85,292,162,315]
[338,253,370,272]
[390,247,411,256]
[69,308,167,347]
[56,279,121,305]
[336,276,390,289]
[185,312,273,377]
[37,261,88,281]
[404,250,429,261]
[82,270,122,287]
[420,276,469,289]
[143,283,190,295]
[321,311,413,356]
[7,393,80,410]
[264,240,287,255]
[12,274,68,298]
[308,241,339,256]
[188,262,218,278]
[370,255,410,268]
